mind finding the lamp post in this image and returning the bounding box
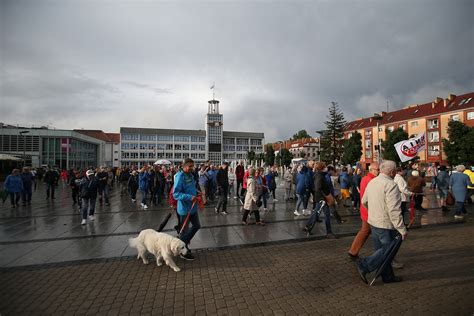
[19,131,29,167]
[315,130,324,162]
[276,140,284,175]
[372,114,383,163]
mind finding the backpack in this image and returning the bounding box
[169,186,177,209]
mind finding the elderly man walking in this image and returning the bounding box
[355,160,408,284]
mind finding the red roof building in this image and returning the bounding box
[344,92,474,167]
[271,137,321,160]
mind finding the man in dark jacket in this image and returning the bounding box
[20,167,34,205]
[215,162,230,215]
[235,161,245,199]
[96,167,109,206]
[80,169,99,225]
[119,167,130,196]
[43,166,59,200]
[304,162,337,239]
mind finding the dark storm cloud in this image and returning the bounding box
[1,0,473,140]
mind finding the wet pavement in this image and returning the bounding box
[0,181,468,267]
[1,219,473,315]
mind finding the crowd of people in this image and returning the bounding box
[2,158,473,275]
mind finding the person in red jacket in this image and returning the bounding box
[235,161,245,199]
[348,162,379,259]
[240,166,251,205]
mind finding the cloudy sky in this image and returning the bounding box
[1,0,473,142]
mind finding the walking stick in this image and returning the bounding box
[408,195,415,228]
[369,235,403,286]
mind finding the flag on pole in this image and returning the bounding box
[210,83,215,89]
[394,132,426,162]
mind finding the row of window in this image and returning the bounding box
[121,134,206,142]
[223,145,263,152]
[380,113,472,132]
[122,152,207,159]
[121,143,207,151]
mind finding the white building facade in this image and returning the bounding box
[119,99,264,167]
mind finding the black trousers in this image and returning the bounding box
[242,209,260,223]
[236,179,243,197]
[216,187,228,212]
[414,194,423,209]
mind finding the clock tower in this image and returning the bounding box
[205,99,223,164]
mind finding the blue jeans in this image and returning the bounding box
[140,189,148,205]
[455,201,466,215]
[295,193,306,211]
[81,197,96,220]
[358,227,399,282]
[306,200,332,233]
[179,212,201,246]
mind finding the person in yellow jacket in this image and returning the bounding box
[464,164,474,204]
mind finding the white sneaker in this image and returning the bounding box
[141,203,145,208]
[263,208,268,212]
[132,199,136,202]
[81,219,87,225]
[89,215,95,221]
[294,210,302,216]
[233,196,238,199]
[273,199,278,202]
[143,204,148,210]
[305,209,313,215]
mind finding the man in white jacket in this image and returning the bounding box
[394,167,411,225]
[356,160,408,284]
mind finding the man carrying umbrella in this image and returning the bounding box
[355,160,408,285]
[173,158,200,261]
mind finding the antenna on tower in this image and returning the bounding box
[210,82,216,101]
[386,100,389,112]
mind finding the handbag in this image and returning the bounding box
[446,191,455,206]
[324,193,335,206]
[1,189,8,204]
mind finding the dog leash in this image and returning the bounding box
[179,200,197,235]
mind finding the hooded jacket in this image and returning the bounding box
[173,170,198,216]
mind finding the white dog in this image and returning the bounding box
[128,229,188,272]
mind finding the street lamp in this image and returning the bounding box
[315,130,324,162]
[19,131,29,167]
[372,113,384,163]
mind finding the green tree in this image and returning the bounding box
[442,120,474,165]
[291,129,311,140]
[247,150,256,164]
[381,128,409,164]
[320,102,346,165]
[280,148,293,167]
[265,144,275,166]
[341,131,362,165]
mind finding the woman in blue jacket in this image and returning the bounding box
[449,165,473,219]
[294,165,310,216]
[4,169,23,208]
[139,167,150,209]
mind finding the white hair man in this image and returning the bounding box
[356,160,408,285]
